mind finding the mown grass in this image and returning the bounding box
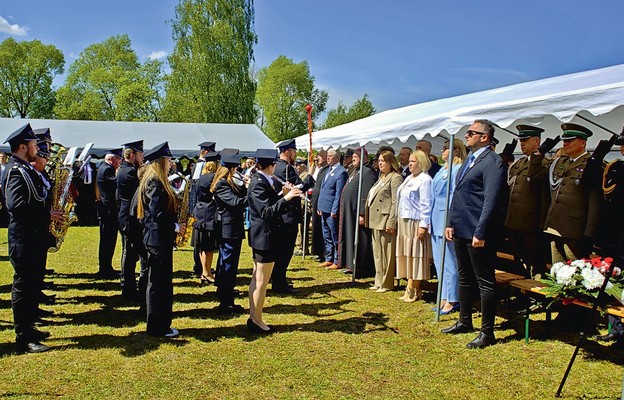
[0,226,622,399]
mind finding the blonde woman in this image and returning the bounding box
[431,139,467,314]
[396,150,433,302]
[365,150,404,292]
[137,142,185,338]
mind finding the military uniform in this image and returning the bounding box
[96,149,122,275]
[543,124,599,262]
[117,143,145,300]
[505,126,553,277]
[190,141,215,277]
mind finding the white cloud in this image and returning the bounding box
[148,50,168,60]
[0,15,27,36]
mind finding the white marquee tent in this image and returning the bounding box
[296,64,624,154]
[0,118,274,156]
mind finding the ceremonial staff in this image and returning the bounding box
[304,104,313,260]
[306,104,313,167]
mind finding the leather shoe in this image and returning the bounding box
[32,329,51,341]
[593,332,622,343]
[16,341,50,354]
[272,285,299,295]
[37,308,54,317]
[326,264,340,270]
[98,269,120,279]
[466,332,496,349]
[318,261,333,267]
[441,321,473,334]
[247,318,273,334]
[40,294,56,305]
[217,304,245,315]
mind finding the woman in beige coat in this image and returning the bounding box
[364,150,404,292]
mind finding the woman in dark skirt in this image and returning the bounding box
[246,149,301,333]
[191,152,221,285]
[213,152,248,314]
[137,142,185,338]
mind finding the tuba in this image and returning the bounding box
[170,173,195,247]
[48,143,94,252]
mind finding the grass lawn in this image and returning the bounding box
[0,226,622,399]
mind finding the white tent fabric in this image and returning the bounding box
[0,118,274,154]
[296,64,624,154]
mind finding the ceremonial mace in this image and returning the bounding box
[302,104,313,260]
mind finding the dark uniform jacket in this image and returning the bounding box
[505,154,551,232]
[116,160,139,233]
[2,157,49,258]
[141,178,176,248]
[96,161,118,216]
[272,159,311,225]
[543,153,600,241]
[214,179,247,240]
[598,159,624,251]
[247,172,288,251]
[192,172,216,231]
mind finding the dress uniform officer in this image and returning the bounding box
[117,140,145,301]
[271,138,313,294]
[190,141,216,277]
[505,125,560,277]
[213,152,248,314]
[96,148,123,278]
[137,142,183,338]
[2,124,52,353]
[543,123,600,263]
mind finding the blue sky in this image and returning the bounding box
[2,1,623,119]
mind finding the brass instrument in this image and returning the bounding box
[170,173,195,247]
[48,143,94,252]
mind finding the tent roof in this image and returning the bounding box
[296,64,624,153]
[0,118,274,156]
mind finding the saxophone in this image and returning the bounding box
[172,174,195,247]
[48,143,94,252]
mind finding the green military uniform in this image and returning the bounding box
[543,124,600,262]
[505,125,551,277]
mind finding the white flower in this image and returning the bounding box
[580,267,605,290]
[556,265,578,287]
[570,259,589,269]
[550,262,565,278]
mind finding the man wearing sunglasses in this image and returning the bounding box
[442,119,506,349]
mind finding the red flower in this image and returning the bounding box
[604,257,613,266]
[590,258,602,267]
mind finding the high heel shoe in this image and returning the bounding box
[404,288,421,303]
[200,275,215,286]
[439,303,460,315]
[247,318,273,334]
[398,287,411,300]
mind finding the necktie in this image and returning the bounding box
[459,155,475,181]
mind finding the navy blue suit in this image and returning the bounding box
[448,147,505,337]
[247,172,288,254]
[117,160,143,298]
[317,164,348,264]
[96,162,119,273]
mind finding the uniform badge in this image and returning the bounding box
[575,179,580,185]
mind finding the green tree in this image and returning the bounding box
[163,0,257,123]
[54,34,164,121]
[0,38,64,118]
[256,55,328,142]
[321,94,375,130]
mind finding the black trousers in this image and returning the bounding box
[216,238,242,306]
[120,233,148,300]
[272,223,298,289]
[311,211,325,258]
[509,229,546,277]
[10,242,46,343]
[454,236,497,336]
[98,208,118,272]
[146,245,173,336]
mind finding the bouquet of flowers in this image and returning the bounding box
[540,257,624,311]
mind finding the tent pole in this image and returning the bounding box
[576,114,620,137]
[352,146,365,285]
[435,135,454,322]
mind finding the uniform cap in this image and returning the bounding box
[516,124,544,138]
[33,128,52,141]
[109,148,123,158]
[276,138,297,152]
[4,124,38,147]
[255,148,278,163]
[144,142,173,162]
[221,153,241,168]
[36,140,50,158]
[122,140,144,152]
[203,151,221,162]
[561,123,593,140]
[199,141,216,151]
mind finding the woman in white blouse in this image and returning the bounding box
[395,150,433,302]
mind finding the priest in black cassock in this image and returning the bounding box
[338,147,376,278]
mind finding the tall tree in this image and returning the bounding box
[163,0,257,123]
[0,38,64,118]
[256,55,328,142]
[54,34,164,121]
[321,94,375,130]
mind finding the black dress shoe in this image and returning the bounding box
[45,268,56,275]
[466,332,496,349]
[31,329,51,341]
[272,285,299,295]
[593,332,623,343]
[97,269,120,279]
[247,318,273,334]
[441,321,473,334]
[40,294,56,305]
[37,308,54,317]
[16,342,50,354]
[32,317,49,327]
[217,304,245,315]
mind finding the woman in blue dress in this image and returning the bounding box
[431,139,467,314]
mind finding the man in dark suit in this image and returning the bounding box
[97,149,122,278]
[505,126,559,278]
[2,124,53,353]
[317,149,348,269]
[398,146,411,179]
[117,140,144,301]
[416,139,441,178]
[442,119,506,349]
[271,138,313,294]
[310,151,329,259]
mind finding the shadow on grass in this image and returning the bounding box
[52,281,121,292]
[53,306,144,328]
[264,299,353,317]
